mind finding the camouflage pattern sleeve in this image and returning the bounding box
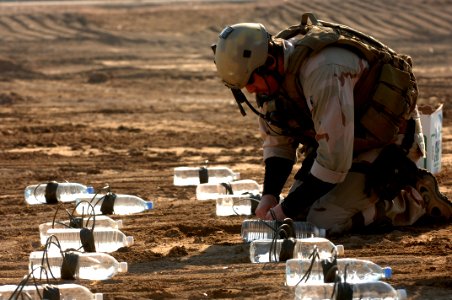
[258,113,298,162]
[300,47,369,184]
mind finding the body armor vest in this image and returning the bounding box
[262,13,418,154]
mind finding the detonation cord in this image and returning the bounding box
[268,220,297,263]
[11,238,68,299]
[8,267,50,300]
[295,246,321,285]
[331,264,353,300]
[38,235,82,280]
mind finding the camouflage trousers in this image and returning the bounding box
[288,171,427,235]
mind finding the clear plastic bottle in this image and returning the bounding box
[0,283,103,300]
[29,250,128,280]
[215,195,256,216]
[250,237,344,263]
[24,182,95,205]
[241,219,326,242]
[75,194,153,215]
[196,179,260,200]
[39,215,123,246]
[286,258,392,286]
[173,166,240,186]
[45,228,134,253]
[294,281,407,300]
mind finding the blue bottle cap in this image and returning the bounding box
[87,186,95,194]
[145,201,154,210]
[383,267,392,278]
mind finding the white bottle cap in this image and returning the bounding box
[119,262,128,273]
[94,293,103,300]
[397,289,407,300]
[126,236,134,246]
[335,244,345,256]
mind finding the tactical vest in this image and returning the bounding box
[267,13,418,153]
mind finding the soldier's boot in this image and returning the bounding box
[415,168,452,220]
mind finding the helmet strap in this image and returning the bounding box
[231,88,267,120]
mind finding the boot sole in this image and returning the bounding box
[416,169,452,219]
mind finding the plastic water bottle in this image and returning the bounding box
[39,215,123,245]
[24,182,95,205]
[196,179,261,200]
[45,228,134,253]
[0,283,103,300]
[241,219,326,242]
[29,250,128,280]
[249,237,344,263]
[216,195,257,216]
[286,258,392,286]
[173,166,240,186]
[75,193,153,215]
[294,281,407,300]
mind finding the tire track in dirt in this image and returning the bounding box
[0,0,449,43]
[259,0,451,42]
[0,12,129,42]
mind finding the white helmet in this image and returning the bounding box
[213,23,269,89]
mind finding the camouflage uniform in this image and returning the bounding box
[259,42,426,234]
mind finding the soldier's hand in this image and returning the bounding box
[264,204,287,221]
[255,194,278,219]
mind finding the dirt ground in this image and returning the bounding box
[0,0,451,299]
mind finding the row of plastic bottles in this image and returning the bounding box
[6,181,149,298]
[24,182,154,216]
[238,218,406,299]
[36,214,130,281]
[172,166,407,300]
[173,166,261,217]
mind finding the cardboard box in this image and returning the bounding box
[417,104,443,174]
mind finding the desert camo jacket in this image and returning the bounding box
[258,42,369,185]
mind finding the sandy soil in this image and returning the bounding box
[0,0,451,299]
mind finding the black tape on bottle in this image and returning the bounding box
[321,256,339,283]
[61,252,79,280]
[100,193,117,215]
[45,181,59,204]
[80,228,96,252]
[43,285,61,300]
[69,217,84,228]
[279,238,295,262]
[336,282,353,300]
[199,167,209,184]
